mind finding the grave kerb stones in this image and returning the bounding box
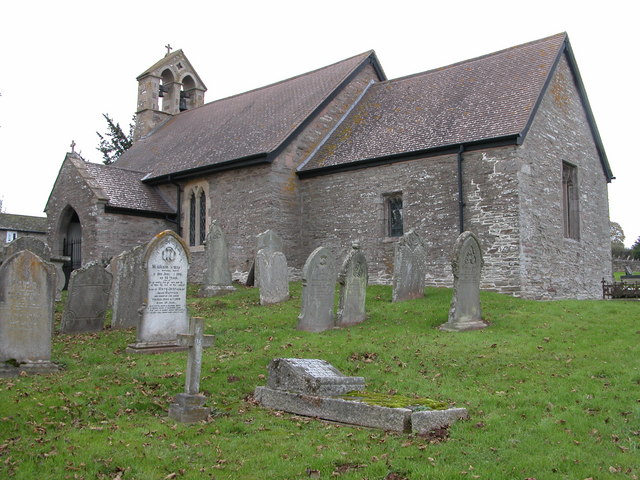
[392,230,427,302]
[336,242,368,327]
[0,250,59,376]
[297,246,336,332]
[199,221,236,297]
[60,262,112,334]
[439,231,487,332]
[266,358,365,396]
[126,230,191,354]
[168,316,215,423]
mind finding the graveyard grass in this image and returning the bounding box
[1,285,638,480]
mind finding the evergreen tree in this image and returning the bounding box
[610,221,629,257]
[631,236,640,260]
[96,114,134,165]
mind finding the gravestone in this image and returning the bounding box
[266,358,365,395]
[256,249,289,305]
[439,231,487,332]
[336,242,368,327]
[624,265,633,276]
[127,230,191,354]
[60,262,112,334]
[392,230,427,302]
[49,255,70,301]
[297,246,336,332]
[3,236,51,262]
[0,250,58,376]
[199,221,236,297]
[168,317,215,423]
[254,229,285,288]
[110,244,146,329]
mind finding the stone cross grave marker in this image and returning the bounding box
[61,262,112,334]
[440,231,487,331]
[127,230,190,354]
[297,246,336,332]
[168,316,214,422]
[110,243,146,329]
[336,242,368,327]
[199,220,236,297]
[0,250,59,376]
[256,248,289,305]
[392,230,427,302]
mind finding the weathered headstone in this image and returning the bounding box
[254,229,285,288]
[0,250,58,376]
[3,236,51,263]
[60,262,112,334]
[297,246,336,332]
[256,249,289,305]
[127,230,191,354]
[392,230,427,302]
[168,316,215,422]
[336,242,368,327]
[110,244,146,329]
[199,221,236,297]
[439,231,487,332]
[49,255,70,301]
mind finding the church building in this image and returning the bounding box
[45,33,613,300]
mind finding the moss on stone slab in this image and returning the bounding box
[341,391,448,410]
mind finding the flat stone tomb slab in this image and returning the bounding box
[255,358,468,433]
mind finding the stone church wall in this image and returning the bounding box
[515,55,611,299]
[46,158,173,267]
[298,146,523,295]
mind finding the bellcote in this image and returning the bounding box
[134,47,207,141]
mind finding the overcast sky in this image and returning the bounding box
[1,0,638,247]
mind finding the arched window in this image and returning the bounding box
[183,183,209,248]
[199,190,207,244]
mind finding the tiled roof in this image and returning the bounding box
[0,213,47,233]
[299,33,567,172]
[83,163,174,213]
[114,51,379,180]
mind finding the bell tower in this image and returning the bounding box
[134,45,207,141]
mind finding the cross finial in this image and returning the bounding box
[165,44,173,55]
[70,140,76,153]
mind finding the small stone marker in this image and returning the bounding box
[49,255,70,301]
[392,230,427,302]
[0,250,59,376]
[110,244,146,329]
[256,249,289,305]
[199,221,236,297]
[254,229,286,289]
[127,230,191,354]
[336,242,368,327]
[266,358,365,395]
[440,231,487,331]
[297,246,337,332]
[60,263,112,334]
[168,316,214,423]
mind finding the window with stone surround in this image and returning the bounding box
[6,231,17,243]
[183,183,209,248]
[385,193,403,238]
[562,162,580,240]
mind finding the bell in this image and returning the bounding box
[158,84,169,97]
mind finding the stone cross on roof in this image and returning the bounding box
[176,316,214,395]
[70,140,76,153]
[165,44,173,55]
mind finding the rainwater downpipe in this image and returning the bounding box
[457,145,465,234]
[168,174,182,237]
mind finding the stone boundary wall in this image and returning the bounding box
[613,257,640,273]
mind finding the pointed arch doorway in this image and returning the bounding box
[57,206,82,288]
